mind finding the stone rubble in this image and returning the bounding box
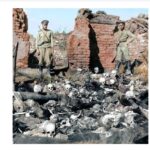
[13,69,148,144]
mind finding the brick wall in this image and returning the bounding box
[90,23,116,71]
[13,8,30,68]
[67,10,148,72]
[67,17,117,72]
[67,18,90,70]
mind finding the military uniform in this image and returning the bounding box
[115,30,135,62]
[36,29,54,67]
[114,29,135,75]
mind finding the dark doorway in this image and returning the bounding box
[89,24,104,73]
[28,51,39,68]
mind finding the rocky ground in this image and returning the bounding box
[13,68,148,144]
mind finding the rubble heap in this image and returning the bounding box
[13,8,30,68]
[13,69,148,144]
[126,13,148,80]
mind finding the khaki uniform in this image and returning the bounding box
[115,30,135,61]
[36,29,54,66]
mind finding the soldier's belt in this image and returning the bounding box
[38,41,50,46]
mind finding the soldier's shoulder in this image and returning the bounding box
[125,30,134,35]
[47,29,53,33]
[124,30,131,33]
[38,29,43,33]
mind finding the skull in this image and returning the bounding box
[65,84,71,91]
[103,72,109,77]
[94,67,99,74]
[65,79,70,84]
[111,70,117,77]
[48,83,54,91]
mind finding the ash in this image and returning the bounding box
[13,69,148,144]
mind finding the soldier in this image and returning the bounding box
[36,20,54,74]
[114,21,135,75]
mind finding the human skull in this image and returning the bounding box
[103,72,109,77]
[109,79,115,85]
[65,79,70,84]
[94,67,99,74]
[99,77,106,85]
[111,70,117,77]
[47,83,54,91]
[65,84,71,91]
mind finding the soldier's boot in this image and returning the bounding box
[38,65,43,73]
[38,65,43,79]
[115,61,121,74]
[47,65,55,75]
[125,61,131,75]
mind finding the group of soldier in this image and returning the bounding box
[36,19,135,76]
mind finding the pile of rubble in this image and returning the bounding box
[126,13,148,81]
[13,69,148,144]
[126,13,148,34]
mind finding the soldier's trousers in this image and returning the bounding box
[38,47,53,66]
[116,45,129,62]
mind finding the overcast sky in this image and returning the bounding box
[24,8,148,37]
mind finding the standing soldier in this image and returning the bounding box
[114,21,135,75]
[36,20,54,74]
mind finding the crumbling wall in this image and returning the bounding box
[13,8,30,68]
[67,17,90,70]
[90,24,116,71]
[67,9,119,71]
[67,9,148,71]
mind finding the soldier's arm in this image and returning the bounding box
[127,31,136,45]
[114,32,119,45]
[36,33,40,54]
[51,31,54,48]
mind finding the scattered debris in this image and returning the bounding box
[13,69,148,144]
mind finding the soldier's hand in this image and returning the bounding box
[116,41,120,45]
[36,50,40,56]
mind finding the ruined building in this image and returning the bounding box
[13,8,148,73]
[13,8,30,68]
[67,9,148,72]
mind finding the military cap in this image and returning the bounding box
[41,20,49,25]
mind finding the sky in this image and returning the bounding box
[24,8,148,37]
